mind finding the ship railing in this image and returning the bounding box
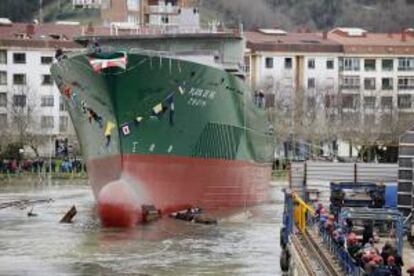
[108,24,236,36]
[318,226,365,276]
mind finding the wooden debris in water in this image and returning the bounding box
[142,205,161,223]
[27,207,38,217]
[0,199,53,210]
[60,205,77,223]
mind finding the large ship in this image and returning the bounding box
[51,27,274,227]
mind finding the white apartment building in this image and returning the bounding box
[0,22,84,157]
[247,30,341,95]
[246,28,414,159]
[73,0,102,9]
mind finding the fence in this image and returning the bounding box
[290,161,398,204]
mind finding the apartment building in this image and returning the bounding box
[73,0,102,9]
[246,29,344,157]
[246,29,342,96]
[101,0,199,28]
[0,21,90,156]
[328,28,414,121]
[246,28,414,158]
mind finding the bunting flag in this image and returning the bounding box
[135,116,143,126]
[104,121,116,147]
[166,94,175,126]
[152,103,163,115]
[104,121,116,137]
[71,90,78,107]
[121,124,131,136]
[178,85,185,95]
[63,86,72,99]
[88,53,127,73]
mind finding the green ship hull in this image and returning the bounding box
[51,51,273,227]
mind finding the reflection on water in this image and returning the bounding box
[0,180,284,276]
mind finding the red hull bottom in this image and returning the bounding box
[87,155,271,227]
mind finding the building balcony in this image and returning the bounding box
[340,85,361,91]
[148,5,180,14]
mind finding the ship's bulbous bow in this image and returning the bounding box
[97,180,142,227]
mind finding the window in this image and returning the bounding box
[326,77,334,88]
[398,57,414,71]
[398,94,412,109]
[13,74,26,85]
[382,59,393,71]
[127,0,139,11]
[59,96,68,111]
[41,56,53,65]
[284,78,293,89]
[13,95,26,107]
[398,77,414,89]
[381,78,393,90]
[381,97,393,109]
[307,78,315,89]
[326,59,334,69]
[42,74,53,85]
[59,116,69,132]
[364,78,376,90]
[325,95,337,108]
[101,0,111,9]
[364,96,376,109]
[308,58,315,69]
[0,50,6,64]
[128,15,139,24]
[0,93,6,107]
[0,71,6,85]
[0,113,6,128]
[342,94,359,109]
[305,96,314,108]
[341,76,360,89]
[340,57,360,71]
[364,59,376,71]
[13,53,26,64]
[284,58,292,69]
[161,16,169,24]
[41,116,54,129]
[265,57,273,69]
[41,95,54,107]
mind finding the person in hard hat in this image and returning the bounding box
[386,256,401,276]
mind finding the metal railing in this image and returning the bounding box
[318,227,365,276]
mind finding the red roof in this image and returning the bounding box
[245,31,342,53]
[0,22,110,49]
[246,29,414,54]
[328,30,414,55]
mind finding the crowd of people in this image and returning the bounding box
[0,158,86,174]
[314,203,413,276]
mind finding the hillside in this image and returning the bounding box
[0,0,413,32]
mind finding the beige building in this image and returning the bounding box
[100,0,199,27]
[246,28,414,159]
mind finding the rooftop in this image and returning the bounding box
[245,31,342,53]
[328,28,414,54]
[246,28,414,54]
[0,22,109,49]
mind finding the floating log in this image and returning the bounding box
[60,205,77,223]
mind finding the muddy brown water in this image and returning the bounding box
[0,179,284,276]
